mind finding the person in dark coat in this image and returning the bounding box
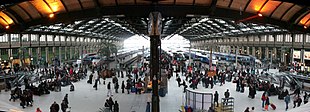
[182,80,188,93]
[64,94,69,105]
[176,77,181,87]
[50,101,60,112]
[93,78,98,90]
[146,102,151,112]
[20,92,26,108]
[244,107,250,112]
[61,100,68,112]
[205,77,209,88]
[297,95,302,107]
[214,91,219,107]
[224,89,230,105]
[115,82,119,93]
[108,97,114,111]
[121,70,124,78]
[107,82,112,97]
[70,84,75,91]
[114,101,119,112]
[88,73,93,84]
[249,85,256,99]
[236,78,240,91]
[210,77,214,89]
[121,81,125,93]
[126,81,131,94]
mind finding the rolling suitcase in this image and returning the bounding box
[270,103,276,110]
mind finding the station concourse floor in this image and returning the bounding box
[0,70,302,112]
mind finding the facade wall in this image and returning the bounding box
[0,33,115,65]
[190,33,310,65]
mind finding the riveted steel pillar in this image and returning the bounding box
[149,12,162,112]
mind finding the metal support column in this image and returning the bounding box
[274,48,277,59]
[265,47,269,59]
[149,12,162,112]
[28,48,32,58]
[235,46,238,67]
[210,45,213,69]
[45,47,49,64]
[70,47,73,60]
[150,35,160,112]
[258,47,262,59]
[59,47,62,64]
[64,47,67,60]
[246,47,250,55]
[301,49,305,64]
[291,48,294,64]
[252,47,256,57]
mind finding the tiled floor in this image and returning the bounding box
[0,69,307,112]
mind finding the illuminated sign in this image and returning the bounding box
[293,50,300,59]
[304,51,310,60]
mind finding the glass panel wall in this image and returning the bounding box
[40,35,46,42]
[0,35,8,42]
[21,34,28,42]
[31,34,38,41]
[11,34,19,42]
[47,35,53,41]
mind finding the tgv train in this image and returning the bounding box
[190,49,262,66]
[183,50,218,65]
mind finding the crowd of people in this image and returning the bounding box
[170,59,310,112]
[1,62,90,111]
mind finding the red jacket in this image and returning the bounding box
[261,95,266,101]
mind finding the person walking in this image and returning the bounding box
[265,96,270,111]
[126,81,131,94]
[50,101,60,112]
[121,81,125,93]
[88,73,93,84]
[108,97,114,111]
[114,101,119,112]
[261,92,267,109]
[64,94,69,105]
[176,76,181,87]
[210,77,214,89]
[284,94,290,111]
[214,91,219,107]
[93,78,98,90]
[224,89,230,105]
[145,102,151,112]
[107,82,113,97]
[115,81,119,93]
[297,95,302,107]
[304,92,309,104]
[61,100,68,112]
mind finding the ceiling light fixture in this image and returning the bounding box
[49,13,55,18]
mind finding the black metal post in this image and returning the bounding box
[150,35,160,112]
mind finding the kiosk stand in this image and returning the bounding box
[185,88,213,111]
